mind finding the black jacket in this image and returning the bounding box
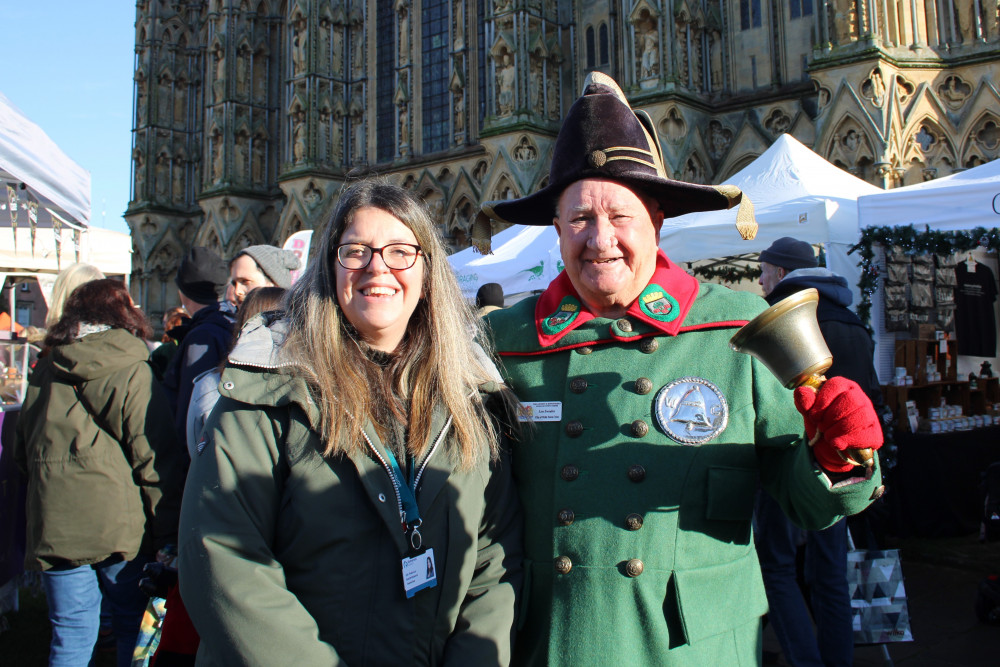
[766,268,882,408]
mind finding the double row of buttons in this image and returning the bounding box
[556,510,643,530]
[554,556,645,577]
[559,464,646,482]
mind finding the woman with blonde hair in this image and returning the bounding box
[45,263,105,328]
[180,180,522,665]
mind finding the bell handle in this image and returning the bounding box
[801,373,875,469]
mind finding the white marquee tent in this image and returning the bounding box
[450,134,880,302]
[0,91,132,283]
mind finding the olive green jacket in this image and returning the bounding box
[14,328,183,570]
[487,257,881,667]
[179,317,523,665]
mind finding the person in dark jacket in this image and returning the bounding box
[755,236,881,667]
[162,247,234,450]
[14,279,183,667]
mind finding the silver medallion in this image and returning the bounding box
[654,376,729,445]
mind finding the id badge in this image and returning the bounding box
[401,547,437,598]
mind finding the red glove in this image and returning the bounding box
[793,376,883,473]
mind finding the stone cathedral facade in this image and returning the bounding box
[127,0,1000,318]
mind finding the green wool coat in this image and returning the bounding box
[179,317,523,666]
[487,261,881,667]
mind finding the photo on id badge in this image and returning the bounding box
[402,547,437,598]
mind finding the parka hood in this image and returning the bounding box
[766,268,853,309]
[49,328,152,384]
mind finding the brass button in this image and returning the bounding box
[625,513,643,531]
[570,378,589,394]
[557,508,575,526]
[631,420,649,438]
[576,345,593,355]
[565,420,584,437]
[589,150,607,168]
[555,556,573,574]
[634,377,653,395]
[616,318,633,332]
[870,485,886,501]
[628,464,646,482]
[561,464,580,481]
[624,558,644,577]
[640,338,659,354]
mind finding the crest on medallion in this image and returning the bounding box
[654,376,728,445]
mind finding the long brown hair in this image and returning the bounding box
[45,279,152,348]
[282,179,513,469]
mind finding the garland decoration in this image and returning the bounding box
[690,263,761,284]
[849,224,1000,327]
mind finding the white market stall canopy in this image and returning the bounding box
[449,134,879,299]
[857,157,1000,231]
[0,91,90,229]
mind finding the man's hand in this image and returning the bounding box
[793,376,883,473]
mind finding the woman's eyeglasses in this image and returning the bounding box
[335,243,423,270]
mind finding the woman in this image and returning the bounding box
[14,279,184,667]
[180,181,523,665]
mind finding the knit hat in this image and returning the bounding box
[175,247,227,305]
[759,237,818,271]
[472,72,756,252]
[233,245,301,289]
[475,283,504,309]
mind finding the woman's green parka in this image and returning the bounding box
[14,328,184,570]
[179,318,523,665]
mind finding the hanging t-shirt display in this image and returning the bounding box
[954,260,998,357]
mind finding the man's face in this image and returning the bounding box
[228,254,274,308]
[758,262,786,297]
[554,178,664,318]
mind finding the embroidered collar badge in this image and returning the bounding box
[638,285,680,322]
[654,376,729,445]
[542,297,581,336]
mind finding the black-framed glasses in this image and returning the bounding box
[335,243,423,270]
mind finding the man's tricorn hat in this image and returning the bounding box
[472,72,756,252]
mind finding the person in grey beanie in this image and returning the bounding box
[227,244,301,308]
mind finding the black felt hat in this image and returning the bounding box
[473,72,756,252]
[175,246,227,305]
[759,237,818,270]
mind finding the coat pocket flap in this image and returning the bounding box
[673,549,768,645]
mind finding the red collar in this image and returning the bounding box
[533,250,700,346]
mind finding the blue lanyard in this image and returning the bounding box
[382,446,420,528]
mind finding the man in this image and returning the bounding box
[162,247,233,449]
[476,282,505,316]
[227,244,301,308]
[477,73,883,665]
[755,237,883,667]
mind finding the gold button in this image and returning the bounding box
[624,558,644,577]
[640,338,659,354]
[565,420,584,437]
[616,318,632,332]
[576,346,593,355]
[635,377,653,395]
[561,464,580,481]
[570,378,589,394]
[870,485,886,501]
[589,150,607,168]
[555,556,573,574]
[625,513,644,531]
[631,420,649,438]
[628,464,646,482]
[557,509,575,526]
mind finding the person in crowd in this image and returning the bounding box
[179,180,523,664]
[149,306,191,381]
[476,282,505,317]
[14,279,183,667]
[162,247,233,447]
[186,286,286,458]
[44,262,105,329]
[475,72,883,666]
[754,236,883,667]
[226,244,301,309]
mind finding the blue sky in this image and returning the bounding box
[0,2,135,234]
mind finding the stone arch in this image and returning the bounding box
[718,153,757,181]
[446,196,477,251]
[657,106,687,144]
[901,117,958,182]
[490,173,519,202]
[825,115,876,176]
[960,111,1000,166]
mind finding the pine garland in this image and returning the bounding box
[849,224,1000,327]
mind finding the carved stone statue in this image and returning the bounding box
[234,134,247,181]
[292,33,307,75]
[529,58,543,113]
[497,53,515,116]
[454,90,465,134]
[293,120,306,163]
[155,154,169,200]
[252,137,266,184]
[172,160,185,200]
[213,137,224,182]
[640,28,658,79]
[398,104,409,146]
[399,9,409,63]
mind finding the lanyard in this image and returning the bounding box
[382,446,421,531]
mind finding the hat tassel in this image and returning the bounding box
[470,210,494,255]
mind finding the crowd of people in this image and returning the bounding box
[10,72,885,667]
